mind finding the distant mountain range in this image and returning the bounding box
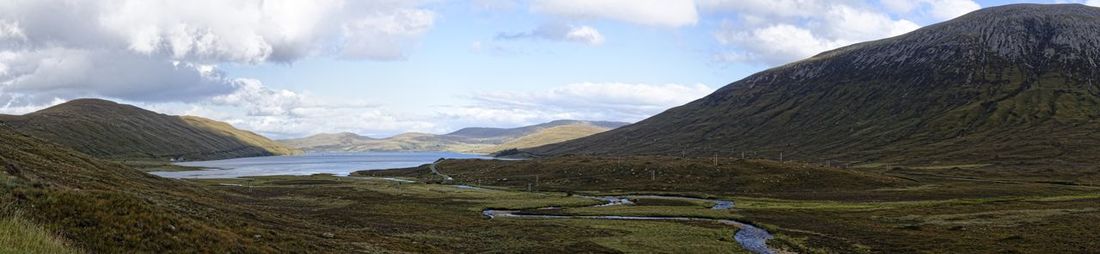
[529,4,1100,167]
[280,120,629,154]
[0,99,299,161]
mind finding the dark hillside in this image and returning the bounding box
[0,99,298,161]
[530,4,1100,167]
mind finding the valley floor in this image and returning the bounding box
[6,155,1099,253]
[356,157,1100,253]
[191,175,751,253]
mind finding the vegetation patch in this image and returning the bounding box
[0,207,78,254]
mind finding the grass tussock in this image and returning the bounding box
[0,207,78,254]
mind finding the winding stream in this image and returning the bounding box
[482,195,775,254]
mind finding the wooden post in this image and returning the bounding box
[651,169,656,181]
[780,152,784,163]
[527,183,532,192]
[713,153,718,166]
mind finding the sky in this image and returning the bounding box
[0,0,1097,139]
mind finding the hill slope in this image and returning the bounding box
[471,123,614,153]
[0,99,299,161]
[529,4,1100,166]
[444,120,628,143]
[0,124,327,252]
[282,120,628,153]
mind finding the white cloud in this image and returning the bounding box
[151,82,717,138]
[698,0,843,18]
[0,20,24,41]
[0,96,63,115]
[882,0,981,20]
[706,0,952,66]
[1090,0,1100,7]
[564,26,605,45]
[450,82,715,126]
[473,0,519,11]
[0,48,237,103]
[497,24,605,46]
[340,9,435,60]
[531,0,698,28]
[128,80,433,139]
[0,0,438,105]
[716,24,849,65]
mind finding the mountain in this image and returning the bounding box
[528,4,1100,166]
[0,99,299,161]
[445,120,628,143]
[280,132,474,152]
[470,123,615,153]
[281,120,629,153]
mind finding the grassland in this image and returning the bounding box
[364,156,1100,253]
[0,208,78,254]
[179,115,301,156]
[189,175,751,253]
[472,123,613,153]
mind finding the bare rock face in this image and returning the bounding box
[531,4,1100,167]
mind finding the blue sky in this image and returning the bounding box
[0,0,1095,138]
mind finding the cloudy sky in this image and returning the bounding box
[0,0,1095,139]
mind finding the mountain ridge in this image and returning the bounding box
[0,98,300,161]
[528,4,1100,167]
[281,120,629,153]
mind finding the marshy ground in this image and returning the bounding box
[192,175,751,253]
[352,156,1100,253]
[103,155,1098,253]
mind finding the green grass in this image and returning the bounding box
[368,156,1100,253]
[1,98,298,161]
[362,156,910,200]
[0,208,78,254]
[578,220,744,254]
[192,175,758,253]
[550,205,743,220]
[905,164,992,170]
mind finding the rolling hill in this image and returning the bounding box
[528,4,1100,167]
[0,99,299,161]
[470,123,614,153]
[281,120,628,154]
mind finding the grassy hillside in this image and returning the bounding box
[360,156,909,199]
[528,4,1100,168]
[282,120,628,154]
[180,116,300,156]
[277,132,373,150]
[445,120,628,142]
[474,123,624,154]
[281,132,483,152]
[0,124,361,252]
[0,210,78,254]
[0,99,299,161]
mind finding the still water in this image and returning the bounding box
[150,152,490,179]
